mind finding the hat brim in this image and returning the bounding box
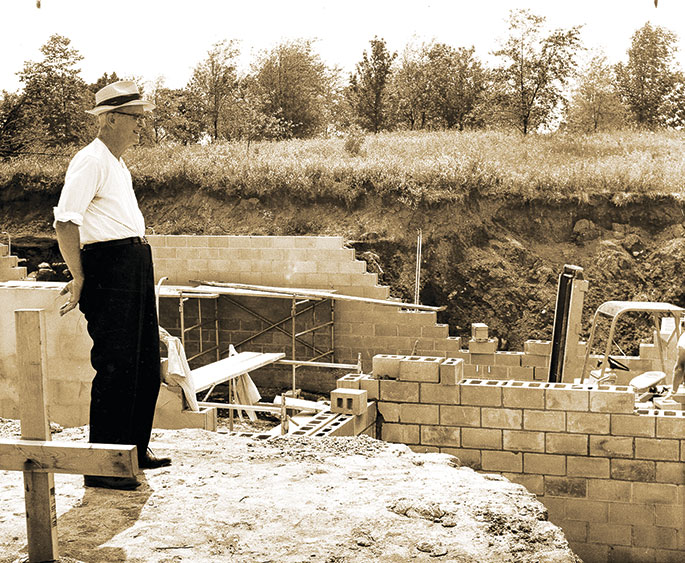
[86,99,155,116]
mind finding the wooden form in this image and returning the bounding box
[0,309,137,563]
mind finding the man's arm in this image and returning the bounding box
[55,220,85,316]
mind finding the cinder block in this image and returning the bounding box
[632,525,678,550]
[567,456,610,478]
[379,380,419,403]
[481,407,522,429]
[377,401,400,422]
[568,543,608,563]
[503,430,544,452]
[353,402,377,435]
[611,413,656,437]
[471,323,488,340]
[610,459,656,482]
[440,405,480,427]
[398,356,442,383]
[420,383,459,405]
[420,425,460,448]
[523,453,566,475]
[546,433,588,455]
[504,473,544,495]
[330,388,368,415]
[567,412,610,434]
[655,461,685,484]
[494,351,523,367]
[545,384,589,411]
[461,427,502,449]
[524,339,552,356]
[381,423,419,444]
[634,438,680,461]
[459,380,503,407]
[399,403,439,425]
[523,410,565,432]
[441,447,481,470]
[589,387,635,413]
[439,358,464,385]
[655,413,685,438]
[589,435,634,458]
[468,338,497,354]
[532,367,549,381]
[502,383,545,409]
[561,520,588,543]
[608,502,656,526]
[481,450,522,472]
[508,366,535,381]
[470,353,496,365]
[371,354,406,379]
[556,502,611,524]
[633,482,680,505]
[544,477,587,498]
[587,478,631,501]
[336,373,363,389]
[522,354,550,368]
[477,365,509,380]
[359,376,379,401]
[586,523,632,546]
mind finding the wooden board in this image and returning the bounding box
[0,440,138,477]
[192,352,285,392]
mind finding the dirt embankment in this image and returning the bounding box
[4,185,685,351]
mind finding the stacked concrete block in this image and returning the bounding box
[398,356,442,383]
[439,358,464,385]
[0,245,27,281]
[372,369,685,562]
[336,373,365,389]
[471,323,489,341]
[372,353,406,379]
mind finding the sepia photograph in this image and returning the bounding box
[1,1,684,562]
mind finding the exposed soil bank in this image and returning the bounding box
[4,186,685,351]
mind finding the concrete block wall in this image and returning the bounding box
[149,235,461,368]
[0,282,94,426]
[371,355,685,563]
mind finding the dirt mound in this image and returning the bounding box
[0,422,578,563]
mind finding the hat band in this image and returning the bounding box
[95,93,141,107]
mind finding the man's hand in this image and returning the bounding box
[59,277,84,316]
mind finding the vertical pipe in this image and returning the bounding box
[414,230,422,306]
[291,297,296,394]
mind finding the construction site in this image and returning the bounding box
[1,233,684,563]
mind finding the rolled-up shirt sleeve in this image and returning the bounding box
[53,154,101,227]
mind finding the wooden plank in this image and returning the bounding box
[0,440,138,477]
[192,352,285,392]
[15,309,58,562]
[192,280,446,311]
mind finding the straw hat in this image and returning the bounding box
[86,80,155,116]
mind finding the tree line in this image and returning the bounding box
[1,9,683,157]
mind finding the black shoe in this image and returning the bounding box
[84,475,141,490]
[139,449,172,469]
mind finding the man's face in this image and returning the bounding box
[110,106,147,148]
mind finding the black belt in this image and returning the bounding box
[82,236,148,251]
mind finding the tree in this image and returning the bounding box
[424,43,486,130]
[565,53,628,132]
[615,22,680,128]
[0,91,48,157]
[17,34,93,146]
[252,39,330,138]
[390,41,430,130]
[187,40,240,141]
[90,71,121,93]
[493,10,582,134]
[349,37,397,132]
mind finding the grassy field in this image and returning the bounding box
[2,129,685,205]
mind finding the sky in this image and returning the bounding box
[2,0,684,93]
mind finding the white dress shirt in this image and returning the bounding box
[53,138,146,246]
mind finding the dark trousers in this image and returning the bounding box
[79,242,161,460]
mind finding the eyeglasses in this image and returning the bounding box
[112,111,147,123]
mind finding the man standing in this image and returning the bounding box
[55,81,170,490]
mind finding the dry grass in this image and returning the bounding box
[2,129,685,205]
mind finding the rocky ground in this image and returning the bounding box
[0,418,579,563]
